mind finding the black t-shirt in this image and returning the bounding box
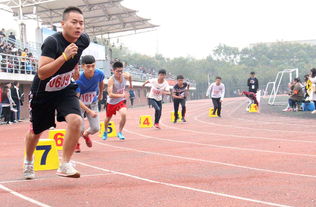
[31,32,90,97]
[248,77,259,93]
[173,82,188,99]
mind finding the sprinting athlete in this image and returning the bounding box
[24,7,90,179]
[74,55,104,152]
[172,75,190,123]
[102,61,132,140]
[143,69,170,129]
[206,77,225,117]
[239,90,259,111]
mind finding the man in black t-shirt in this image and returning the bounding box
[172,75,190,123]
[247,72,259,93]
[24,7,90,180]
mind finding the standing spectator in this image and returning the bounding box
[129,89,135,107]
[308,68,316,114]
[2,83,16,124]
[247,72,259,93]
[8,32,16,45]
[0,28,5,43]
[21,48,28,72]
[11,81,22,121]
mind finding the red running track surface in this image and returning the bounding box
[0,98,315,207]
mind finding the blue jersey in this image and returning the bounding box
[76,68,105,105]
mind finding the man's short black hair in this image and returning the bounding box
[294,78,301,83]
[177,75,184,80]
[158,69,166,75]
[215,76,222,80]
[63,7,83,20]
[250,72,255,75]
[81,55,95,65]
[13,81,18,86]
[113,61,123,70]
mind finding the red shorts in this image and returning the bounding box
[106,100,127,118]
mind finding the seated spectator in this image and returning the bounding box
[283,78,304,112]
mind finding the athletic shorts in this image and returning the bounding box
[29,85,81,134]
[106,100,127,118]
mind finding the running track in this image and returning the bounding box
[0,98,315,207]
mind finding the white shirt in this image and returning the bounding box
[14,86,20,100]
[206,83,225,100]
[148,78,170,101]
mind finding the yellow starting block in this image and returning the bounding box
[34,139,59,171]
[48,129,66,151]
[208,108,218,117]
[249,104,259,112]
[99,121,117,137]
[139,115,153,128]
[170,112,182,122]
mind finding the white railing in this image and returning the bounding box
[0,53,38,74]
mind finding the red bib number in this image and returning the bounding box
[45,70,73,92]
[80,91,97,105]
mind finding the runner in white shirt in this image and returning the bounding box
[143,69,170,129]
[206,76,225,117]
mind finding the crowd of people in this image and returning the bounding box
[282,68,316,113]
[0,81,23,125]
[0,28,37,74]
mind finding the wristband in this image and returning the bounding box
[62,52,68,61]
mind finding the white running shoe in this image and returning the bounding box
[24,163,35,180]
[56,162,80,178]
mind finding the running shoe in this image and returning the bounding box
[154,123,161,129]
[83,135,92,147]
[117,132,125,140]
[311,110,316,114]
[23,163,35,180]
[74,143,81,153]
[102,132,108,140]
[182,118,187,122]
[56,162,80,178]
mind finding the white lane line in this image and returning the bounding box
[161,102,316,143]
[124,129,316,158]
[76,161,294,207]
[0,184,51,207]
[197,100,316,133]
[94,141,316,179]
[0,173,113,185]
[160,116,316,144]
[228,98,316,126]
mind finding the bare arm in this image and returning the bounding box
[124,72,133,89]
[72,64,80,80]
[172,90,184,99]
[77,93,97,118]
[142,80,150,87]
[98,81,105,101]
[38,43,78,80]
[107,78,126,99]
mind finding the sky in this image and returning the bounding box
[118,0,316,58]
[1,0,316,59]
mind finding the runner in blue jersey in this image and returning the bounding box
[75,55,104,152]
